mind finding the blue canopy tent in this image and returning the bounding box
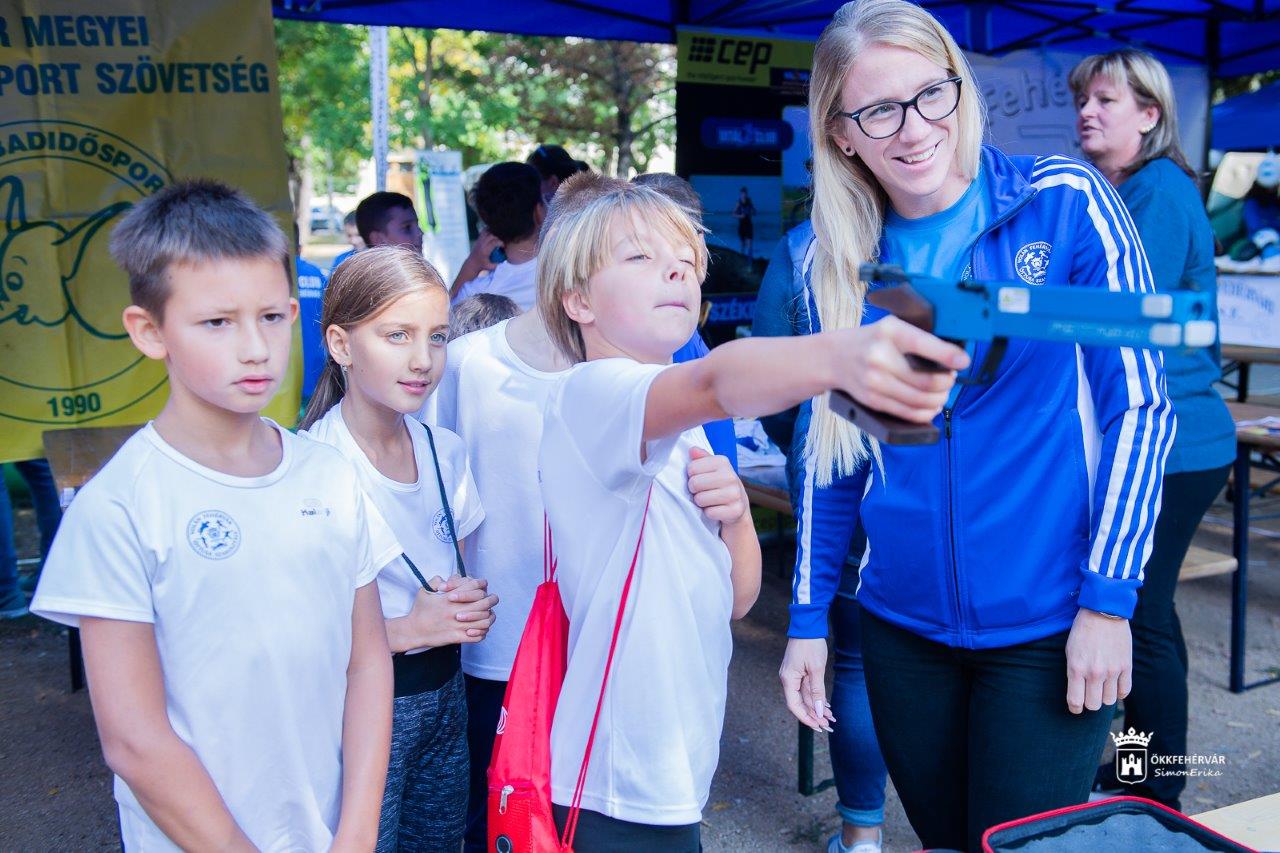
[1212,80,1280,150]
[274,0,1280,75]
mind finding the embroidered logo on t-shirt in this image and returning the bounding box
[1014,241,1052,285]
[432,508,454,543]
[187,510,241,560]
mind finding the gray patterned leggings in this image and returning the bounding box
[376,670,469,852]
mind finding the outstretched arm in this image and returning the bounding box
[643,317,970,447]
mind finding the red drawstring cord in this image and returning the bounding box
[560,487,653,850]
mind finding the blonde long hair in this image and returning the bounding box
[806,0,986,484]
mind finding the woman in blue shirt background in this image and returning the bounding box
[1071,48,1235,812]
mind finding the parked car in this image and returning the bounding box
[309,204,344,234]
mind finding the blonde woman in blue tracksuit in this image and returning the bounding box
[774,2,1174,851]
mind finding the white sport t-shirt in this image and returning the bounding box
[539,358,734,826]
[30,422,402,853]
[451,258,538,311]
[302,403,484,633]
[422,319,562,680]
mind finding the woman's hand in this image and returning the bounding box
[687,447,749,525]
[830,317,970,424]
[1064,608,1132,714]
[779,637,835,732]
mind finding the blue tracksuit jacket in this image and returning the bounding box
[787,145,1175,649]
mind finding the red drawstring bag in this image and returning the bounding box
[488,491,652,853]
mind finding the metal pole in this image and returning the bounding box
[1230,440,1249,693]
[369,25,389,192]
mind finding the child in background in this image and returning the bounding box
[357,191,425,255]
[31,179,397,852]
[527,143,588,202]
[534,178,966,850]
[332,210,365,272]
[449,293,520,340]
[295,223,330,402]
[451,162,545,311]
[426,173,747,853]
[298,246,498,852]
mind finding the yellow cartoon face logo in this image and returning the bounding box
[0,120,172,426]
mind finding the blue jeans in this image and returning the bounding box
[829,570,888,828]
[0,459,63,597]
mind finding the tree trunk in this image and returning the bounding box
[419,33,434,149]
[615,111,634,178]
[611,44,635,177]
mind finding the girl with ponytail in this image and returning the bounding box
[299,246,498,851]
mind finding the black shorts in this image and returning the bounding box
[738,217,754,240]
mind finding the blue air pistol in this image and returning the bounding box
[830,263,1217,445]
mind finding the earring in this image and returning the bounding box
[844,147,854,156]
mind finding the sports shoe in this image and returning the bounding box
[827,828,882,853]
[0,589,30,619]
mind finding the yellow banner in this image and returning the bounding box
[0,3,296,462]
[676,28,814,89]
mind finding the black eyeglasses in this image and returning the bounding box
[834,77,963,140]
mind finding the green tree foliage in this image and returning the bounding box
[387,29,522,165]
[276,21,676,186]
[275,20,369,190]
[1213,70,1280,103]
[491,36,676,176]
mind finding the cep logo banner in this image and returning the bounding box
[0,3,295,463]
[676,29,814,88]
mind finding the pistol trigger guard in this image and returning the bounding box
[905,354,949,374]
[961,337,1008,385]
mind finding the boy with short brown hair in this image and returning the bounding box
[32,178,398,852]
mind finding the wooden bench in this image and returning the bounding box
[1221,344,1280,402]
[1177,545,1236,581]
[1193,791,1280,850]
[1224,401,1280,692]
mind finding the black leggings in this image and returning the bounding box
[551,804,700,852]
[1119,464,1230,810]
[860,609,1113,853]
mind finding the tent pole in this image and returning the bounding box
[1203,17,1219,180]
[369,25,389,191]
